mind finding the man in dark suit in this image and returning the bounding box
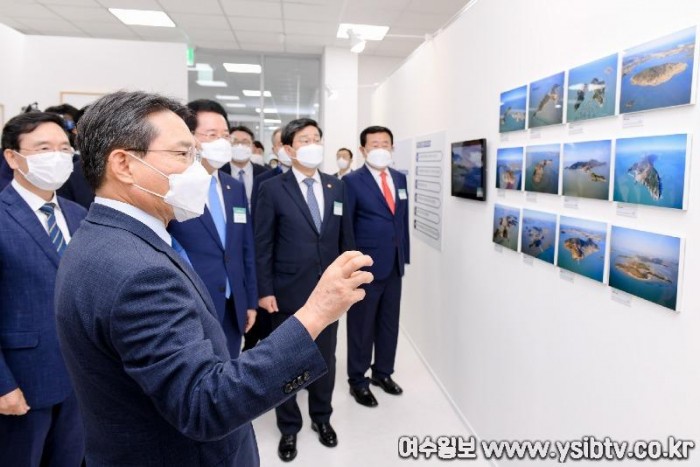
[222,125,267,210]
[344,126,410,408]
[255,118,354,461]
[333,147,353,179]
[169,105,257,358]
[0,112,87,466]
[0,158,12,190]
[54,91,372,467]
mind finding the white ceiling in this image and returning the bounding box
[0,0,470,57]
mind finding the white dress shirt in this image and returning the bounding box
[231,161,253,206]
[292,166,324,222]
[12,179,71,242]
[366,164,396,201]
[94,196,172,246]
[205,171,227,222]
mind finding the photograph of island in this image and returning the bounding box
[525,143,560,194]
[619,26,696,113]
[500,85,528,132]
[528,72,565,128]
[493,204,520,252]
[496,147,524,190]
[557,216,607,283]
[562,139,612,200]
[608,226,681,311]
[567,54,618,122]
[613,134,688,210]
[521,209,557,264]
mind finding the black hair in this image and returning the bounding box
[45,104,80,122]
[230,125,255,141]
[360,125,394,147]
[281,118,322,146]
[185,99,230,132]
[253,140,264,151]
[1,112,67,152]
[75,105,90,125]
[77,91,191,191]
[337,147,353,159]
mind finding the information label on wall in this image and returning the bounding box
[413,131,445,251]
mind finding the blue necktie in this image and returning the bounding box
[208,177,226,246]
[39,203,67,256]
[238,169,245,185]
[171,237,192,266]
[303,178,322,233]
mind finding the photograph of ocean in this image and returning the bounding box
[521,209,557,264]
[562,139,612,200]
[496,147,524,190]
[567,53,618,122]
[557,216,607,282]
[500,85,527,132]
[525,143,560,195]
[528,72,565,128]
[493,204,520,252]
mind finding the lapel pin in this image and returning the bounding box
[327,184,332,188]
[226,185,231,190]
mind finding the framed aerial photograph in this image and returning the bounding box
[557,216,607,283]
[528,72,565,128]
[499,85,527,132]
[521,209,557,264]
[496,146,524,190]
[525,143,560,195]
[567,54,618,122]
[562,139,612,200]
[608,226,682,311]
[619,26,696,113]
[493,204,520,252]
[451,138,486,201]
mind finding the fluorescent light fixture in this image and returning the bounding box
[187,63,212,72]
[242,90,272,97]
[264,119,282,124]
[336,23,389,41]
[215,95,240,100]
[109,8,175,27]
[313,103,320,108]
[223,63,262,74]
[225,103,246,108]
[255,108,278,113]
[196,80,227,87]
[348,30,366,53]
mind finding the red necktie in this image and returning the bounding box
[380,171,395,215]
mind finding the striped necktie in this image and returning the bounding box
[303,178,322,232]
[39,203,67,256]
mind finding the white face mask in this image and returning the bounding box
[231,144,252,163]
[200,138,231,169]
[366,148,392,169]
[277,147,292,167]
[14,150,74,191]
[294,144,324,170]
[337,158,350,170]
[128,153,211,223]
[250,153,264,165]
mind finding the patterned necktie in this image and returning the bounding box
[303,178,322,232]
[380,171,395,215]
[39,203,67,256]
[208,177,226,246]
[238,169,245,185]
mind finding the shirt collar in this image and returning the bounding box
[94,196,172,246]
[366,163,389,179]
[11,179,60,212]
[233,161,252,175]
[292,166,321,185]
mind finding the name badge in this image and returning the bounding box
[398,188,408,200]
[333,201,343,216]
[233,207,247,224]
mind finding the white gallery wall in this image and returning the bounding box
[373,0,700,464]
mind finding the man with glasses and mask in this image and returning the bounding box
[0,112,87,466]
[255,118,354,461]
[223,125,267,211]
[53,91,373,467]
[168,100,258,358]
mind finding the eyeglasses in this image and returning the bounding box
[231,139,253,147]
[127,147,201,163]
[18,146,74,156]
[295,138,322,145]
[194,132,230,142]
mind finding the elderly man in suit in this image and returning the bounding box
[54,91,373,467]
[255,118,354,461]
[344,126,410,408]
[168,103,257,358]
[0,112,87,466]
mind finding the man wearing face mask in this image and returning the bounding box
[344,126,410,408]
[333,148,353,179]
[251,141,266,166]
[222,125,267,210]
[0,112,87,466]
[255,118,354,461]
[167,104,258,358]
[53,91,373,467]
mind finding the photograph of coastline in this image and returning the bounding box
[500,86,528,132]
[528,72,565,128]
[620,26,696,113]
[521,209,557,264]
[557,216,607,283]
[613,134,688,210]
[562,139,612,200]
[525,143,560,195]
[567,54,618,122]
[608,226,681,311]
[493,204,520,252]
[496,147,524,190]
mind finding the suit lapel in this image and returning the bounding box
[281,171,318,234]
[58,198,82,235]
[389,169,403,216]
[198,207,224,251]
[221,179,236,251]
[359,165,393,216]
[320,174,334,236]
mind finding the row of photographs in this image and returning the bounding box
[492,205,682,311]
[499,26,697,132]
[495,133,690,210]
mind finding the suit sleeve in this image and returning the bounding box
[241,185,258,309]
[402,175,410,264]
[110,265,327,442]
[0,239,18,396]
[340,180,355,252]
[254,181,276,297]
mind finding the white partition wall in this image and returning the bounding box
[372,0,700,463]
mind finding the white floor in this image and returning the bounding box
[252,318,491,467]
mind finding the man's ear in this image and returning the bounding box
[107,150,136,185]
[3,149,20,170]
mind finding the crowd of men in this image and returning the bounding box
[0,92,410,466]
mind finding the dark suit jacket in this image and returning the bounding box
[250,166,282,222]
[255,170,354,315]
[168,172,257,356]
[344,165,410,280]
[0,159,12,192]
[221,161,268,178]
[54,203,326,466]
[0,184,86,408]
[57,158,95,210]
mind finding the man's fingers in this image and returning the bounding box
[340,253,373,278]
[336,250,364,268]
[347,271,374,289]
[348,289,366,305]
[271,297,279,312]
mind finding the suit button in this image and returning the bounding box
[292,381,299,389]
[284,383,293,394]
[303,371,310,382]
[295,376,303,386]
